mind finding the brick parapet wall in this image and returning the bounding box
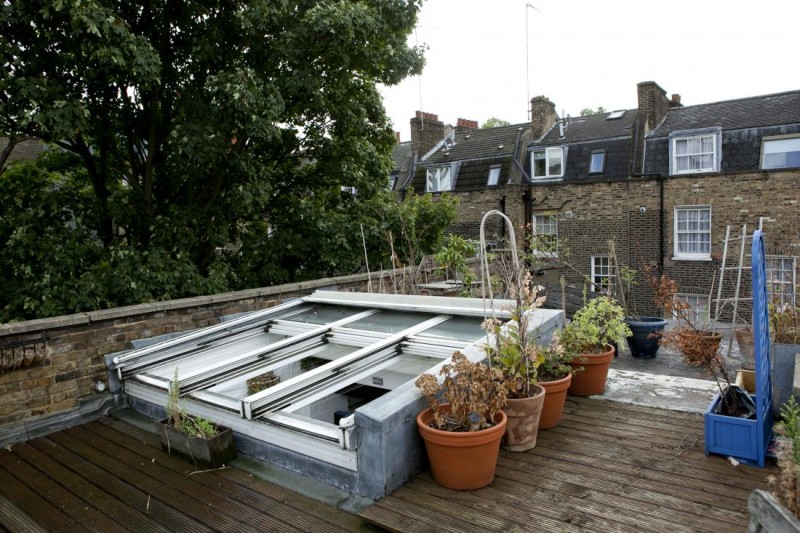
[0,270,392,431]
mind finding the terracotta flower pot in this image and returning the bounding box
[734,327,755,370]
[568,343,614,397]
[537,373,572,429]
[682,331,723,366]
[502,384,545,452]
[416,405,507,490]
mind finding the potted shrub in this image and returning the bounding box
[415,351,507,490]
[482,272,546,451]
[559,296,631,396]
[615,263,669,359]
[649,271,722,366]
[535,341,574,429]
[157,369,236,468]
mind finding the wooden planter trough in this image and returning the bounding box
[704,394,761,465]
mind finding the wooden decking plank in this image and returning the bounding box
[98,417,371,532]
[543,420,769,484]
[47,429,260,532]
[567,396,709,422]
[0,446,126,533]
[532,431,760,501]
[12,441,170,533]
[362,493,491,533]
[61,425,303,533]
[83,420,348,533]
[27,436,214,533]
[560,407,705,442]
[0,491,48,533]
[496,450,746,531]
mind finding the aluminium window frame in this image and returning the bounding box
[761,134,800,170]
[589,149,606,174]
[531,146,565,179]
[425,165,453,193]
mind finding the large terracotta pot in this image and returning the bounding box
[734,327,755,370]
[537,373,572,429]
[502,384,545,452]
[682,331,723,366]
[568,343,614,396]
[416,405,507,490]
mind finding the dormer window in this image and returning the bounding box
[669,129,721,175]
[487,165,501,186]
[762,136,800,169]
[589,150,605,174]
[532,147,564,179]
[426,166,452,192]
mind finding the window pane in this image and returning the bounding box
[589,152,605,173]
[533,151,546,177]
[547,148,562,176]
[763,138,800,169]
[487,166,500,186]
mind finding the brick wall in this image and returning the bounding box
[0,271,388,442]
[530,169,800,319]
[445,184,528,249]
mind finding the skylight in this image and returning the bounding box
[607,110,625,120]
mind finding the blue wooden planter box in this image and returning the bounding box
[704,393,762,465]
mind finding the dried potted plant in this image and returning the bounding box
[482,271,546,451]
[157,368,236,468]
[649,269,722,366]
[415,352,507,490]
[559,296,631,396]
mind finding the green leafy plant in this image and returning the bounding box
[559,296,631,356]
[769,396,800,519]
[415,351,507,432]
[434,234,477,284]
[536,342,576,381]
[166,368,218,439]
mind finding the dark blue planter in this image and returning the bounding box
[704,393,761,465]
[624,317,668,358]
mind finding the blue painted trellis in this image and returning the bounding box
[704,229,772,466]
[751,229,774,466]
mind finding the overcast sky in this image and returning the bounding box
[380,0,800,141]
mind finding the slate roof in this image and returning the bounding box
[422,123,527,166]
[391,141,412,170]
[533,110,637,147]
[649,90,800,138]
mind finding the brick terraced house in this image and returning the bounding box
[396,82,800,319]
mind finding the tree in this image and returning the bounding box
[579,107,607,116]
[0,1,427,319]
[481,117,511,129]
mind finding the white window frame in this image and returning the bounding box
[670,130,720,175]
[673,205,712,260]
[674,294,710,325]
[426,166,452,193]
[532,213,558,257]
[487,165,501,186]
[762,135,800,170]
[766,255,797,307]
[531,147,564,179]
[589,150,605,174]
[591,255,614,294]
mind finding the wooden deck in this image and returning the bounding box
[0,417,374,533]
[360,397,775,533]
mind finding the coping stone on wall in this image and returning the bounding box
[2,313,90,335]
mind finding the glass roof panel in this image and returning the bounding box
[346,310,434,334]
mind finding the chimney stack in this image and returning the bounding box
[670,94,682,108]
[530,96,558,140]
[634,81,672,173]
[456,118,479,131]
[395,131,401,142]
[410,111,445,157]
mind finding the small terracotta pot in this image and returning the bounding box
[502,384,545,452]
[537,373,573,429]
[568,343,615,396]
[417,405,507,490]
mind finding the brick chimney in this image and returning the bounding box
[634,81,672,173]
[410,111,445,157]
[670,94,683,108]
[456,118,479,132]
[395,131,401,142]
[530,96,558,140]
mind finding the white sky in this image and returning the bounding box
[380,0,800,142]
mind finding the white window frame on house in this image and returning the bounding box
[669,129,721,175]
[766,255,797,307]
[674,294,710,325]
[426,166,452,193]
[487,165,501,186]
[531,147,565,179]
[591,255,614,294]
[589,150,605,174]
[532,213,558,257]
[673,205,712,260]
[762,135,800,170]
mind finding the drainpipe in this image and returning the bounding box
[659,172,665,273]
[500,195,507,240]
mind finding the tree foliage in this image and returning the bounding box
[579,106,607,116]
[0,1,433,320]
[480,117,511,129]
